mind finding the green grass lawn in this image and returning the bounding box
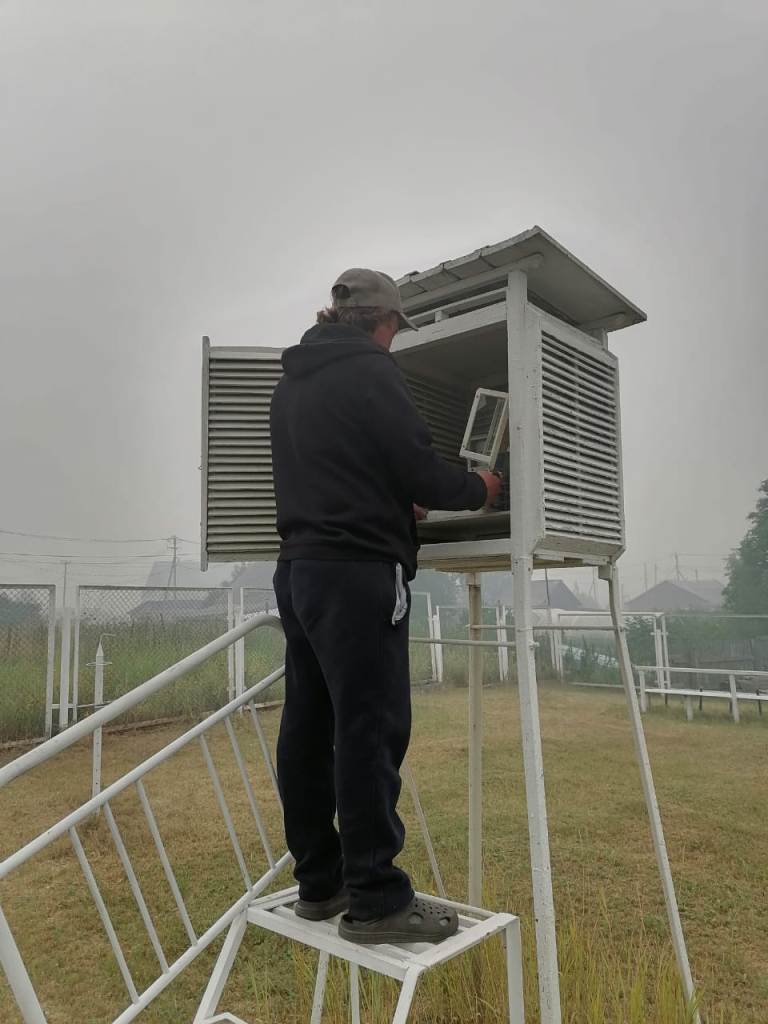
[0,684,765,1023]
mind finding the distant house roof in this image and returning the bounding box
[228,562,277,592]
[626,579,724,613]
[484,574,597,611]
[530,580,594,611]
[128,596,226,621]
[144,559,231,589]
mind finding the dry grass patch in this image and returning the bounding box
[0,685,764,1022]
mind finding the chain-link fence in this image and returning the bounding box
[0,584,56,742]
[238,587,284,698]
[72,585,234,725]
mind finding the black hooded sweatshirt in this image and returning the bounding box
[269,323,487,580]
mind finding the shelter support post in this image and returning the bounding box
[603,563,699,1022]
[506,265,562,1024]
[467,572,484,906]
[512,556,561,1024]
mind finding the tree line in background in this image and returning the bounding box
[724,477,768,614]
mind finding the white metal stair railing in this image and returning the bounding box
[0,612,525,1024]
[0,613,288,1024]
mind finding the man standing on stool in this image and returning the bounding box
[270,268,500,943]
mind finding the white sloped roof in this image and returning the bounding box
[397,225,646,332]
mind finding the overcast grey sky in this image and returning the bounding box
[1,0,766,596]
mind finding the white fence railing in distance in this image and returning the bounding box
[0,585,56,743]
[0,613,290,1024]
[71,585,234,728]
[635,664,768,723]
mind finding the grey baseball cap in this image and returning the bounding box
[332,268,418,332]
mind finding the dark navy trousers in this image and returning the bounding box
[274,559,414,921]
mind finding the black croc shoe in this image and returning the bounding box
[338,895,459,944]
[294,888,350,921]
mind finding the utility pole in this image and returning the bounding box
[654,562,658,586]
[644,563,649,592]
[167,535,179,588]
[62,560,70,607]
[674,552,682,582]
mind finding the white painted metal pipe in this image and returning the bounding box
[467,573,483,906]
[728,674,740,723]
[44,589,56,739]
[606,567,700,1022]
[58,606,71,731]
[92,641,105,802]
[0,613,283,791]
[0,906,47,1024]
[410,636,517,649]
[635,665,768,678]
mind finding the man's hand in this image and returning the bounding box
[413,504,429,521]
[476,470,502,507]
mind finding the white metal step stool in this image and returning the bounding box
[194,885,525,1024]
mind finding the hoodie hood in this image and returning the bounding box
[281,323,391,378]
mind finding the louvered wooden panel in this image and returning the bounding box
[403,373,470,466]
[540,331,623,547]
[202,342,283,565]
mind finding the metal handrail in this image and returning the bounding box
[635,664,768,678]
[0,664,285,881]
[0,612,283,790]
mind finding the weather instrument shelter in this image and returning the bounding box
[199,227,699,1024]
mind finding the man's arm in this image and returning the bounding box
[363,358,494,511]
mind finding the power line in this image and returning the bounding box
[0,551,164,562]
[0,527,170,543]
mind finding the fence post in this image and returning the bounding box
[58,607,72,731]
[235,612,245,700]
[653,617,665,688]
[92,640,105,803]
[660,614,672,688]
[226,590,235,703]
[44,588,57,738]
[71,587,82,724]
[639,670,647,712]
[424,593,438,683]
[497,603,509,682]
[728,674,740,723]
[433,608,444,683]
[684,697,693,722]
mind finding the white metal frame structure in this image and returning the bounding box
[0,614,523,1024]
[199,226,700,1022]
[392,232,699,1024]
